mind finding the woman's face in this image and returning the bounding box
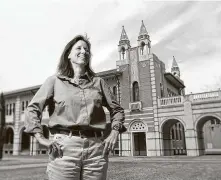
[68,40,90,66]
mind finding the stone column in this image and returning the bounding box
[29,136,38,156]
[146,131,157,156]
[185,129,199,156]
[184,99,199,156]
[149,54,161,156]
[30,136,33,155]
[130,132,134,156]
[32,137,38,156]
[13,96,21,155]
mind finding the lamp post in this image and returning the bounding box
[116,75,122,156]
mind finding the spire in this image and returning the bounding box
[138,20,150,41]
[171,56,180,77]
[139,20,148,36]
[172,56,178,68]
[137,20,151,55]
[120,26,129,41]
[119,26,130,47]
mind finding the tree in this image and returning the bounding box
[0,92,5,160]
[201,76,221,92]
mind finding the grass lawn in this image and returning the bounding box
[1,156,221,180]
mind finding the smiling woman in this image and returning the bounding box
[24,34,126,180]
[68,40,90,65]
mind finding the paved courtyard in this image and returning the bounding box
[1,155,221,180]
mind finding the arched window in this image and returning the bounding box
[6,104,8,115]
[140,42,145,55]
[171,127,175,140]
[121,47,126,60]
[133,81,139,102]
[9,104,12,115]
[179,123,183,140]
[12,103,15,115]
[160,83,164,97]
[113,86,117,101]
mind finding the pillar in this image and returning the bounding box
[13,96,21,155]
[130,132,134,156]
[146,131,157,156]
[185,129,199,156]
[149,54,161,156]
[184,99,199,156]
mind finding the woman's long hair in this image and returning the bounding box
[57,35,95,78]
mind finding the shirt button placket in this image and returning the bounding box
[82,89,89,123]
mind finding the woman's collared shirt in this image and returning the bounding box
[24,74,126,135]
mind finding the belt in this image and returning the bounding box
[53,129,104,138]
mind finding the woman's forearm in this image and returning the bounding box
[34,133,50,147]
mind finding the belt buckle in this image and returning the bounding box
[79,130,86,138]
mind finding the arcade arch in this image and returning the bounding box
[196,115,221,155]
[4,127,14,154]
[161,119,187,156]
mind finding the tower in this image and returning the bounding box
[118,26,130,62]
[171,56,180,78]
[137,20,151,56]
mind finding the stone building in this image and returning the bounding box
[2,21,221,156]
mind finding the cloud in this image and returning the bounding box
[0,1,221,95]
[96,1,221,94]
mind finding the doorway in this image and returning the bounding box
[133,132,146,156]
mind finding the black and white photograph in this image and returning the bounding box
[0,1,221,180]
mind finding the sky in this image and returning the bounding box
[0,0,221,94]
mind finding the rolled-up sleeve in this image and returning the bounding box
[100,78,126,133]
[24,75,55,135]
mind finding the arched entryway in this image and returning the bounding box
[130,120,147,156]
[4,127,14,154]
[162,119,187,156]
[20,127,30,154]
[196,115,221,155]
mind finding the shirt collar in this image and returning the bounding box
[56,71,93,82]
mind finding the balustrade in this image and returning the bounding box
[158,96,183,106]
[158,90,221,107]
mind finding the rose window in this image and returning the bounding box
[131,122,146,131]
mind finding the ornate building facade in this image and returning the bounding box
[2,21,221,156]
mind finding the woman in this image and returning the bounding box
[24,35,126,180]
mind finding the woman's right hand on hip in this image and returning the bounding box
[34,132,63,158]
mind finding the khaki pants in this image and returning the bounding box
[46,133,108,180]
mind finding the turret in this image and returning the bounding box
[171,56,180,78]
[118,26,130,61]
[137,20,151,55]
